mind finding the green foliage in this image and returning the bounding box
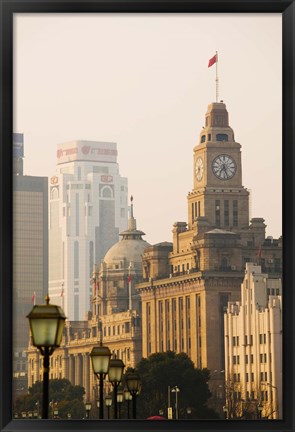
[133,351,220,419]
[14,378,85,418]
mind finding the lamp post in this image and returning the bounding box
[108,357,125,419]
[96,400,100,418]
[26,295,66,419]
[171,386,180,419]
[85,402,92,419]
[28,411,33,419]
[105,395,112,419]
[90,344,111,419]
[125,369,141,419]
[67,413,71,420]
[117,388,124,419]
[124,389,132,419]
[21,412,26,419]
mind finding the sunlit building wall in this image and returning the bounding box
[224,263,282,419]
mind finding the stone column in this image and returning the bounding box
[83,353,90,401]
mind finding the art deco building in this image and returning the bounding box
[224,263,282,419]
[13,133,48,398]
[48,140,128,321]
[27,199,149,402]
[136,101,282,388]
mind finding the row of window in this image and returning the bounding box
[103,322,130,337]
[232,353,271,366]
[146,295,200,358]
[200,133,229,144]
[232,335,273,347]
[192,201,201,222]
[215,199,238,227]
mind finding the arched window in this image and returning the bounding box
[101,186,113,198]
[201,135,206,143]
[51,187,59,200]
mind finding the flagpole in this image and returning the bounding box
[215,51,219,102]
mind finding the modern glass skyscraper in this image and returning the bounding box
[48,140,128,321]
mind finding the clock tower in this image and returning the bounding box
[188,102,249,233]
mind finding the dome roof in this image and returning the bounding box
[103,197,150,269]
[104,238,150,268]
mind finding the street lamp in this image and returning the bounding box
[171,386,180,419]
[124,388,132,419]
[125,369,141,419]
[67,413,71,420]
[27,295,66,419]
[117,388,124,419]
[257,404,263,419]
[28,411,33,419]
[105,395,112,419]
[21,412,27,419]
[108,357,125,419]
[186,407,192,418]
[85,402,92,419]
[90,344,111,419]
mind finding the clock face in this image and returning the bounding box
[212,154,236,180]
[195,157,204,181]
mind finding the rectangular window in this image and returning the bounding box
[224,200,229,226]
[246,373,249,382]
[215,200,221,226]
[75,194,79,236]
[233,200,238,226]
[192,203,194,223]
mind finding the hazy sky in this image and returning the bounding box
[14,13,282,245]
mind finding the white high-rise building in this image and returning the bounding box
[49,140,128,321]
[224,263,282,419]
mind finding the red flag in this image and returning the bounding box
[60,284,64,297]
[208,53,217,68]
[31,292,36,305]
[128,274,132,283]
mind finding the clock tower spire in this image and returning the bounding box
[188,101,249,233]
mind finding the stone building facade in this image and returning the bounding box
[27,200,148,402]
[224,263,282,419]
[136,102,282,392]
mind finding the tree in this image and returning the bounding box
[131,351,220,419]
[14,379,85,419]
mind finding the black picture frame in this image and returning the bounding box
[0,1,294,431]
